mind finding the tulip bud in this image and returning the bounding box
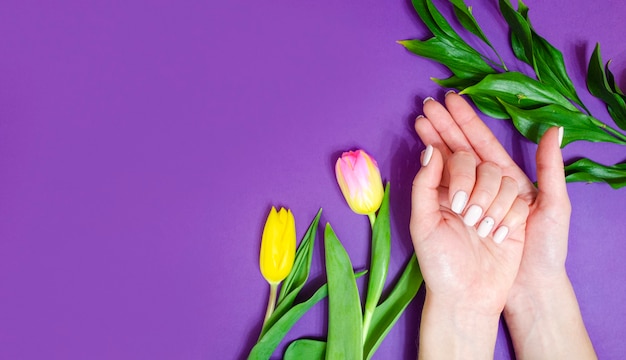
[335,149,384,215]
[259,207,296,285]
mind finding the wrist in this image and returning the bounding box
[504,270,570,320]
[503,272,596,359]
[419,292,501,359]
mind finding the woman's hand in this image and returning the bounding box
[414,92,596,359]
[410,142,528,358]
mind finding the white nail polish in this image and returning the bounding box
[422,145,433,166]
[445,89,456,97]
[463,205,483,226]
[423,96,435,105]
[451,191,468,214]
[477,217,495,238]
[558,126,564,147]
[493,226,509,244]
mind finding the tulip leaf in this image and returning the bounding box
[248,270,368,360]
[284,339,326,360]
[500,102,626,146]
[324,223,363,360]
[248,284,328,360]
[363,184,391,339]
[276,210,321,301]
[587,43,626,130]
[565,158,626,189]
[364,255,423,360]
[461,72,578,113]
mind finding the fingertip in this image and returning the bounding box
[536,127,569,205]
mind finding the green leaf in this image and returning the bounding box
[506,0,586,111]
[248,284,328,360]
[448,0,506,70]
[277,210,321,303]
[565,158,626,189]
[362,184,391,339]
[412,0,464,44]
[399,38,495,79]
[587,43,626,130]
[260,210,322,338]
[405,0,496,77]
[531,31,587,111]
[499,0,533,65]
[606,60,625,96]
[500,102,625,146]
[461,72,579,113]
[284,339,326,360]
[364,255,423,360]
[431,74,482,91]
[465,94,510,119]
[248,270,368,360]
[324,223,363,360]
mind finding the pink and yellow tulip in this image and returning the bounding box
[335,150,384,216]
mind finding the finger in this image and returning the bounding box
[535,127,571,215]
[423,97,478,159]
[414,115,452,160]
[476,176,519,237]
[446,151,476,214]
[462,162,503,227]
[411,145,444,241]
[415,115,452,186]
[444,92,537,201]
[490,197,529,244]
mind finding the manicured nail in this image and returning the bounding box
[445,89,456,96]
[558,126,564,147]
[493,226,509,244]
[423,96,435,105]
[421,145,433,167]
[416,114,424,120]
[451,191,468,214]
[477,217,495,238]
[463,204,483,227]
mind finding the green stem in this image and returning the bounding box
[591,117,626,144]
[363,211,377,342]
[363,304,374,344]
[262,282,278,330]
[367,213,376,229]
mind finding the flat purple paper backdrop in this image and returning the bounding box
[0,0,624,359]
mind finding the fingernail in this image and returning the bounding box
[423,96,435,105]
[477,217,495,238]
[463,205,483,226]
[416,114,424,120]
[451,191,468,214]
[421,145,433,167]
[445,89,456,96]
[558,126,564,147]
[493,226,509,244]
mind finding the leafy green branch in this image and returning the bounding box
[400,0,626,188]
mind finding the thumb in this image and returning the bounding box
[411,145,444,240]
[535,127,570,210]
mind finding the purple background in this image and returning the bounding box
[0,0,624,359]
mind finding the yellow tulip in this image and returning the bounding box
[335,149,384,216]
[259,206,296,326]
[260,207,296,284]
